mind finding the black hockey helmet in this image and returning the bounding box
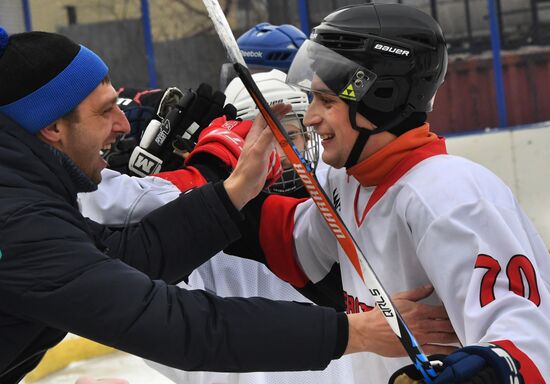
[287,3,448,167]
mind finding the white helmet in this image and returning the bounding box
[224,69,319,196]
[225,69,308,120]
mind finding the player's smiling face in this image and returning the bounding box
[304,76,374,169]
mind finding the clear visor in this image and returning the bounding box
[286,40,377,102]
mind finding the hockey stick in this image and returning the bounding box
[202,0,441,381]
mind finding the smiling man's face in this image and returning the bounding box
[56,81,130,184]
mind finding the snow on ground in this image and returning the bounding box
[22,352,175,384]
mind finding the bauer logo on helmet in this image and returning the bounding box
[373,43,410,57]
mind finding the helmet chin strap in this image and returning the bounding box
[344,101,415,169]
[344,106,371,168]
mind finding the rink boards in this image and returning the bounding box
[445,120,550,247]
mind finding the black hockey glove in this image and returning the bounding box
[388,344,524,384]
[128,83,237,176]
[103,84,237,176]
[104,86,184,174]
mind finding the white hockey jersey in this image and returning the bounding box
[260,126,549,383]
[78,167,356,384]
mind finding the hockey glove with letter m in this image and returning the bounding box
[116,83,236,176]
[105,86,183,174]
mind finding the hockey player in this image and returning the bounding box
[236,3,550,383]
[81,70,458,384]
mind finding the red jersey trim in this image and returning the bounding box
[260,195,309,287]
[492,340,545,383]
[154,167,207,193]
[355,138,447,227]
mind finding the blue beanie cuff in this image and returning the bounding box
[0,45,108,133]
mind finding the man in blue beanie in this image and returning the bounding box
[0,27,388,383]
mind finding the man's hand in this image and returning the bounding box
[344,285,458,356]
[223,103,290,210]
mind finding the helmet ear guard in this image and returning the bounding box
[362,78,409,113]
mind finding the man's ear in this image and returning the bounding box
[355,113,377,130]
[37,120,64,145]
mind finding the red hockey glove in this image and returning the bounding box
[185,117,249,171]
[265,149,282,189]
[185,116,282,187]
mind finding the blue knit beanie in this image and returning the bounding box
[0,26,108,133]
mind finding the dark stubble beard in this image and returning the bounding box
[65,119,102,186]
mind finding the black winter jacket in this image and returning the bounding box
[0,115,343,383]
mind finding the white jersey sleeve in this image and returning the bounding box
[78,168,181,225]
